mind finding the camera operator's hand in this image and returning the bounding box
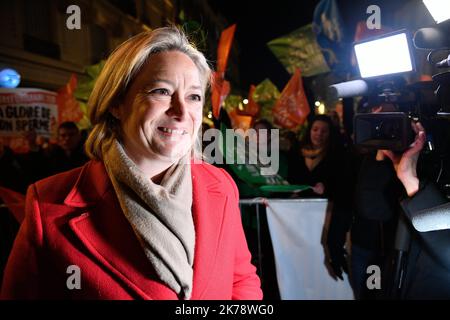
[381,122,426,197]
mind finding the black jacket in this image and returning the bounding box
[327,151,404,255]
[400,181,450,299]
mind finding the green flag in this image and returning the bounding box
[252,79,280,124]
[267,24,330,77]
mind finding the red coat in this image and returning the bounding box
[1,160,262,300]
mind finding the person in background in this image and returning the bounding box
[288,114,346,198]
[1,26,262,300]
[327,95,450,300]
[252,120,298,183]
[326,104,405,299]
[278,129,297,180]
[253,119,273,143]
[45,121,89,175]
[287,114,351,286]
[252,118,273,168]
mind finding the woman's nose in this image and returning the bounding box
[167,96,187,120]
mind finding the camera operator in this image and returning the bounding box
[326,102,406,300]
[328,112,450,299]
[381,122,450,299]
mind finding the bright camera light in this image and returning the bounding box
[243,99,249,104]
[354,32,414,78]
[314,101,321,107]
[423,0,450,23]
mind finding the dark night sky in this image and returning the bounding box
[208,0,428,94]
[210,0,321,91]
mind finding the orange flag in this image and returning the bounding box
[212,24,236,119]
[239,85,260,117]
[228,109,253,131]
[217,24,237,74]
[57,74,83,124]
[0,186,25,223]
[272,68,310,129]
[211,72,230,119]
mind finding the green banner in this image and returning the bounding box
[267,24,330,77]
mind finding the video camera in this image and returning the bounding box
[329,18,450,153]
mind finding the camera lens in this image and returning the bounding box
[374,120,399,140]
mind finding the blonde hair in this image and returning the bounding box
[85,26,212,160]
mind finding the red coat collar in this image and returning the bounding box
[64,160,228,299]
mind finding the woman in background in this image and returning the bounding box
[288,114,346,198]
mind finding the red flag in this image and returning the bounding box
[228,109,253,131]
[239,85,260,117]
[217,24,237,74]
[212,24,236,119]
[57,74,83,124]
[211,72,230,119]
[0,186,25,223]
[272,68,310,129]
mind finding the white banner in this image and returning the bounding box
[265,199,354,300]
[0,88,58,138]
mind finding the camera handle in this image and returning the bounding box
[388,213,411,299]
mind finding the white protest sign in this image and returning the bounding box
[0,88,58,138]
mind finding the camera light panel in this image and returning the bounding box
[354,32,414,78]
[423,0,450,24]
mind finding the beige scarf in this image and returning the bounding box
[102,139,195,300]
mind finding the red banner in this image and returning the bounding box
[272,68,310,129]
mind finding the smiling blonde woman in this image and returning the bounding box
[1,27,262,300]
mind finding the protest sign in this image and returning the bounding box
[0,88,58,139]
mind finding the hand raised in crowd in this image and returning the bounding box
[380,122,426,197]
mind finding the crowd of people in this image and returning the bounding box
[0,26,449,300]
[232,96,450,299]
